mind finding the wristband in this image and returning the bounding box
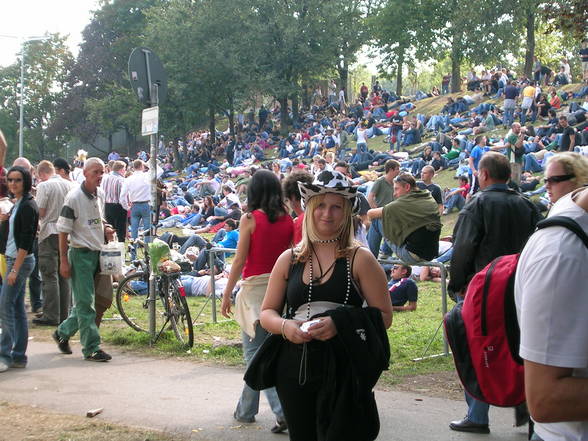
[280,319,288,340]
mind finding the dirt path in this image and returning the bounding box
[0,339,529,441]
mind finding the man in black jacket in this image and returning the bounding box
[448,152,540,434]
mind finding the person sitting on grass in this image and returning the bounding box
[388,264,418,311]
[443,175,470,215]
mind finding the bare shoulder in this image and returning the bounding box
[353,246,377,265]
[352,246,382,273]
[240,212,255,228]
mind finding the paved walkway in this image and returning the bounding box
[1,340,528,441]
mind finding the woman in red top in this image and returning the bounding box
[221,169,293,433]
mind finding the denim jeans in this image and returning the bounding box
[0,255,36,366]
[445,192,466,213]
[465,391,489,424]
[234,323,284,421]
[130,202,151,238]
[367,218,385,258]
[524,154,543,173]
[179,234,207,254]
[389,243,425,265]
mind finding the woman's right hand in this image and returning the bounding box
[283,319,313,344]
[221,292,232,318]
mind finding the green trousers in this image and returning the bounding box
[57,248,101,357]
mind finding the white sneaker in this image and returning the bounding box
[0,360,8,372]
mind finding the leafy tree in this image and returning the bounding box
[248,0,340,132]
[144,0,255,144]
[541,0,588,40]
[428,0,517,92]
[0,35,73,162]
[54,0,160,153]
[370,0,436,95]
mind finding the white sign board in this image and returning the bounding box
[141,106,159,136]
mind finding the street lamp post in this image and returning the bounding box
[0,34,49,157]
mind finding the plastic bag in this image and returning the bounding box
[100,241,124,276]
[148,238,171,274]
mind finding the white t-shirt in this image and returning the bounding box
[515,192,588,441]
[357,128,367,144]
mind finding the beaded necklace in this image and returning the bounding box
[306,251,351,320]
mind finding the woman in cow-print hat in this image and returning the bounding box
[259,169,392,441]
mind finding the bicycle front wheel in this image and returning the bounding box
[116,271,165,333]
[166,277,194,348]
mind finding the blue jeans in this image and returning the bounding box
[524,154,543,173]
[130,202,151,239]
[179,234,207,254]
[445,192,465,213]
[389,244,425,265]
[235,323,284,421]
[367,218,385,257]
[465,391,489,424]
[130,202,151,259]
[0,255,36,366]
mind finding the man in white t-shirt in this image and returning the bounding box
[515,187,588,441]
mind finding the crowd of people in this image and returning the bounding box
[0,61,587,440]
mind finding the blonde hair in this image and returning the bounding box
[295,193,358,262]
[547,152,588,188]
[37,160,54,176]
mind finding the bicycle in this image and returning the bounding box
[115,236,194,348]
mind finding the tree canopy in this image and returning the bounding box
[0,0,583,159]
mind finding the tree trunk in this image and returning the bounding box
[396,51,404,96]
[108,133,113,153]
[291,92,299,127]
[302,83,310,108]
[228,95,235,137]
[208,105,216,144]
[278,95,289,135]
[523,7,535,78]
[450,36,463,93]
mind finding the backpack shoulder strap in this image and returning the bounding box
[536,215,588,248]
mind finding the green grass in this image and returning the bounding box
[100,278,456,382]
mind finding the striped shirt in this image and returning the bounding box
[100,171,125,204]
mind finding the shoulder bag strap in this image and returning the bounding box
[536,215,588,248]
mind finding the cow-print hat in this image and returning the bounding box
[298,170,360,214]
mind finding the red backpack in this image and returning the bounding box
[444,216,588,407]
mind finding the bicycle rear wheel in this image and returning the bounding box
[166,276,194,348]
[116,271,164,333]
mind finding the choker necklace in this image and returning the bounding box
[313,237,340,244]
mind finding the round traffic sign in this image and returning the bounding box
[128,47,167,107]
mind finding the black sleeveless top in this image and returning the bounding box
[285,256,363,319]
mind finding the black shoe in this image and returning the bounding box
[33,317,58,326]
[270,419,288,434]
[85,350,112,362]
[449,417,490,434]
[52,330,72,354]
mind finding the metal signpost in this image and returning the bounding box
[128,47,167,342]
